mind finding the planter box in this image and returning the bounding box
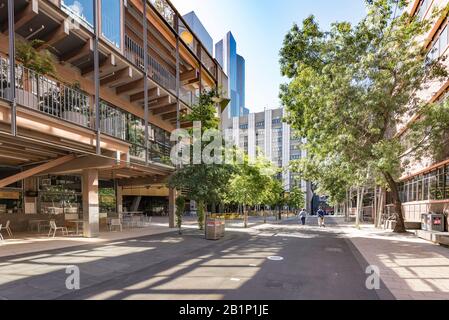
[101,117,126,140]
[16,89,38,110]
[63,111,88,127]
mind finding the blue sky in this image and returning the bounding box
[171,0,367,113]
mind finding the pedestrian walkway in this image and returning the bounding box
[333,219,449,300]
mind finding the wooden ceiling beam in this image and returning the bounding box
[36,20,70,49]
[148,95,173,109]
[152,103,178,116]
[116,78,144,95]
[81,54,117,76]
[61,38,93,63]
[0,154,76,188]
[1,0,39,33]
[130,87,160,103]
[100,67,133,86]
[180,69,199,82]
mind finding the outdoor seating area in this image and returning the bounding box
[0,212,156,242]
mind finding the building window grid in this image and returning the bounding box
[426,18,449,63]
[399,165,448,203]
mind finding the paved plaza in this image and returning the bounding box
[0,217,447,300]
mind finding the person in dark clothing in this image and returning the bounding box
[299,209,307,226]
[317,207,326,227]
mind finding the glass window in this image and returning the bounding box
[62,0,94,28]
[439,26,448,56]
[101,0,121,49]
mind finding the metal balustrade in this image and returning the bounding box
[180,87,199,107]
[124,35,176,93]
[99,101,127,140]
[0,58,91,128]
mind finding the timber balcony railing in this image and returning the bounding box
[179,86,199,107]
[124,35,176,94]
[0,58,92,129]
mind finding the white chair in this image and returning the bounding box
[48,220,68,238]
[0,224,3,241]
[109,218,122,232]
[0,221,12,237]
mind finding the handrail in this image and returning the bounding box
[124,34,176,93]
[0,58,91,129]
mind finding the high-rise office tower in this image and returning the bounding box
[216,32,247,119]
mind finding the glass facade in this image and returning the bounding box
[99,101,173,166]
[101,0,121,49]
[398,165,449,203]
[38,176,82,215]
[62,0,94,28]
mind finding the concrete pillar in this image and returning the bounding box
[168,188,176,228]
[116,185,123,216]
[82,169,99,238]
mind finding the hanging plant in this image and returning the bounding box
[15,39,55,76]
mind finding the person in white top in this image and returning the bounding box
[299,209,307,226]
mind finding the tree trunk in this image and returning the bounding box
[376,188,384,229]
[373,187,377,226]
[244,204,248,228]
[356,186,366,227]
[383,172,406,233]
[263,207,267,224]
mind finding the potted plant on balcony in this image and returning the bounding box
[62,81,90,127]
[0,59,8,100]
[15,40,55,110]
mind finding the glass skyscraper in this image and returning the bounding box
[215,32,247,118]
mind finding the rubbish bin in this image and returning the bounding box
[206,219,225,240]
[421,213,429,231]
[429,214,445,232]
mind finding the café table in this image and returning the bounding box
[28,220,50,233]
[67,220,84,235]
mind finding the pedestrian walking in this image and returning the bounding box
[299,208,307,226]
[317,207,326,227]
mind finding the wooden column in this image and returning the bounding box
[116,183,123,216]
[83,169,100,238]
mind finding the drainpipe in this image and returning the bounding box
[8,0,16,136]
[93,0,101,155]
[143,0,149,165]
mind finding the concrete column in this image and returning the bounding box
[82,169,100,238]
[116,185,123,216]
[168,188,176,228]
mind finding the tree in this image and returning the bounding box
[175,196,186,235]
[225,155,277,227]
[287,186,305,212]
[169,90,235,230]
[262,178,285,221]
[280,0,449,233]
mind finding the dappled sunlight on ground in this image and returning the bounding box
[333,221,449,300]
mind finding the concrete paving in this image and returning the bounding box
[0,218,386,300]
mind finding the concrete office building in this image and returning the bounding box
[387,0,449,229]
[223,107,312,212]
